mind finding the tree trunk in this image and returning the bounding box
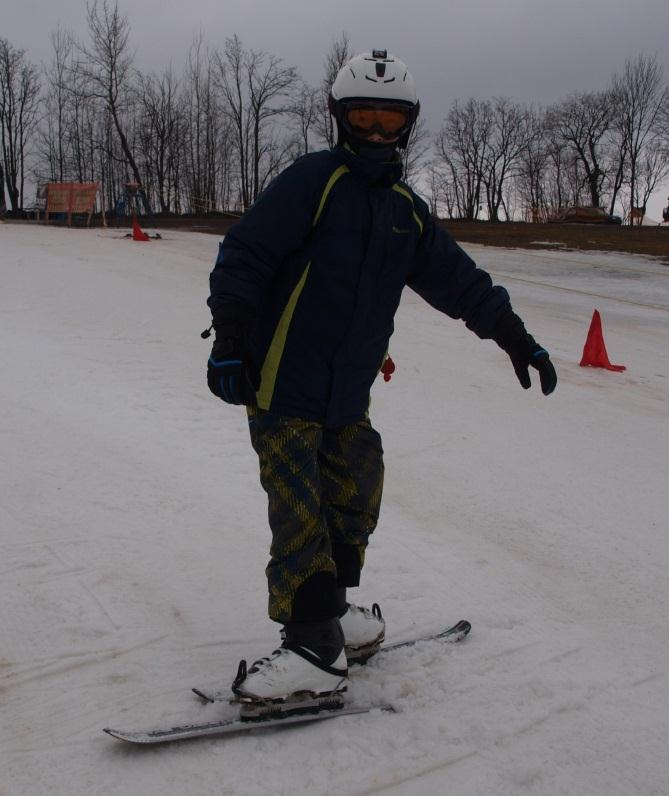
[0,160,6,214]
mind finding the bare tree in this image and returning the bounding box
[537,109,597,212]
[214,35,296,209]
[247,44,297,200]
[182,33,226,212]
[67,59,101,184]
[289,80,320,155]
[612,55,669,223]
[402,118,430,184]
[425,158,456,218]
[138,67,185,212]
[77,0,142,188]
[627,143,669,220]
[0,158,5,214]
[547,90,614,209]
[314,32,352,149]
[481,97,529,221]
[436,98,491,219]
[0,37,40,212]
[37,28,75,183]
[516,106,551,220]
[601,86,629,217]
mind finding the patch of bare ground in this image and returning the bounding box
[440,220,669,264]
[8,214,668,263]
[166,216,669,264]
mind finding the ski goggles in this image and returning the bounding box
[344,103,411,140]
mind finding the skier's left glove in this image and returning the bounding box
[492,312,557,396]
[206,304,260,405]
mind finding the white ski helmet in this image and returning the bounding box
[329,49,420,149]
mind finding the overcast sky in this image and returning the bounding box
[4,0,669,213]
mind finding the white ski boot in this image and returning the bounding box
[232,648,348,720]
[341,603,385,664]
[232,618,348,720]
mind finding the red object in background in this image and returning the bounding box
[580,310,626,372]
[381,355,396,382]
[132,215,150,241]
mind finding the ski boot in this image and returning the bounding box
[340,602,386,664]
[232,617,348,721]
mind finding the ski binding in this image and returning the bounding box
[193,619,471,704]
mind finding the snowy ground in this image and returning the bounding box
[1,223,668,796]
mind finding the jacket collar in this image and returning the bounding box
[333,144,404,188]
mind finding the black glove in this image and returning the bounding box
[206,305,260,405]
[492,312,557,396]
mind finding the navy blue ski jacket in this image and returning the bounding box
[208,145,512,427]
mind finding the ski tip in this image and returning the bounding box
[441,619,471,642]
[103,727,130,742]
[104,727,163,744]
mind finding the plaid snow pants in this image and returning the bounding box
[247,407,384,624]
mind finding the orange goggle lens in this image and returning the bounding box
[346,106,410,137]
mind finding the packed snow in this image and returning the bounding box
[2,222,668,796]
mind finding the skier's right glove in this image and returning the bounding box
[206,304,260,405]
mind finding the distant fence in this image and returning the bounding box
[44,182,99,226]
[189,194,217,214]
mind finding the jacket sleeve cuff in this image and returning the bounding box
[491,311,530,352]
[211,302,255,335]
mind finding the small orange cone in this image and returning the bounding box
[132,215,150,242]
[580,310,626,372]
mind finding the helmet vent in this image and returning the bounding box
[375,62,386,78]
[365,75,378,82]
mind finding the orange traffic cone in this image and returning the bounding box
[579,310,626,372]
[132,215,150,242]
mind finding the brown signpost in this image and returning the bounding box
[45,182,99,226]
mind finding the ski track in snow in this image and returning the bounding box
[1,225,668,796]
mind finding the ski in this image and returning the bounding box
[104,703,395,745]
[378,618,471,653]
[192,619,471,703]
[104,620,469,744]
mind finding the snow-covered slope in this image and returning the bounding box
[2,224,668,795]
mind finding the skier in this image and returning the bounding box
[206,49,557,714]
